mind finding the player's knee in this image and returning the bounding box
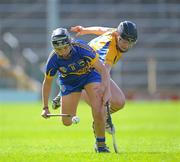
[111,97,126,112]
[116,95,126,109]
[120,95,126,108]
[118,98,126,109]
[62,119,72,126]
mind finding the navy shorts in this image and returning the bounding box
[59,70,101,96]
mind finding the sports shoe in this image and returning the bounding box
[52,95,61,109]
[94,144,110,153]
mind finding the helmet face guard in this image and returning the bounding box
[52,37,70,49]
[51,28,71,49]
[120,31,137,44]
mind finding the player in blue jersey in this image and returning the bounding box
[41,28,111,153]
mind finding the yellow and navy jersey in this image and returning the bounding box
[88,28,123,66]
[45,40,99,84]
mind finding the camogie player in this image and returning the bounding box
[41,28,111,152]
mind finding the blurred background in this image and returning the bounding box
[0,0,180,102]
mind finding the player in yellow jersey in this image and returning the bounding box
[52,21,138,134]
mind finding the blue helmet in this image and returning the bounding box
[51,28,71,49]
[117,21,138,43]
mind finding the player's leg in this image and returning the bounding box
[109,79,125,114]
[82,79,125,135]
[61,92,81,126]
[85,83,105,137]
[81,78,125,114]
[84,83,109,152]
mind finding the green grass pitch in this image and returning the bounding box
[0,101,180,162]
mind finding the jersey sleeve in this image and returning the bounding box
[45,53,58,78]
[104,36,118,66]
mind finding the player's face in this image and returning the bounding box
[54,45,72,59]
[117,36,135,53]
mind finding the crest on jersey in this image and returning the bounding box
[59,67,67,73]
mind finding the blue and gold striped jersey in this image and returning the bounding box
[45,40,98,84]
[89,29,123,66]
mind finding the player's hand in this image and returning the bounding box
[103,88,111,105]
[98,84,110,103]
[70,26,84,36]
[41,107,50,119]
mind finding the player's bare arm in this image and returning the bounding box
[105,63,112,74]
[93,60,111,104]
[41,76,53,118]
[71,26,113,36]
